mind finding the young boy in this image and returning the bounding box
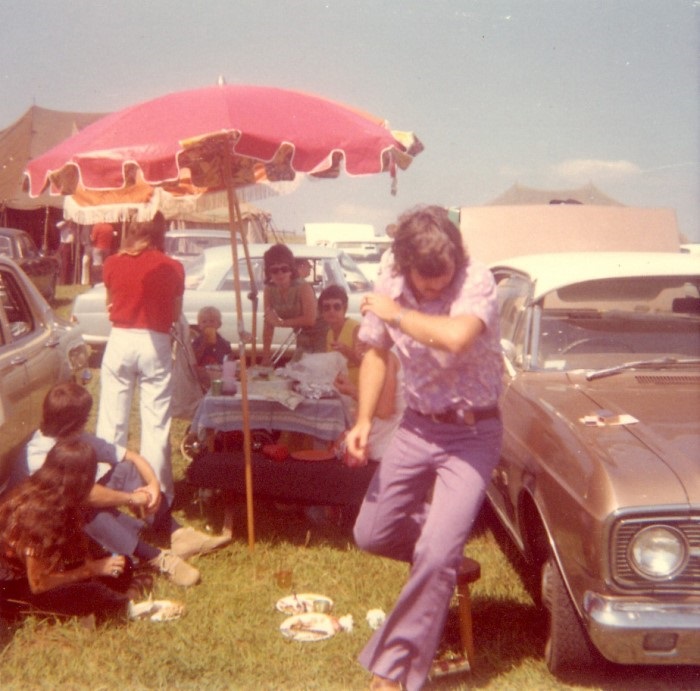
[17,382,230,587]
[319,285,361,385]
[192,306,232,366]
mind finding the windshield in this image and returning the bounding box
[534,275,700,370]
[165,234,229,260]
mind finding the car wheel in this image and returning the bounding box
[180,425,203,463]
[541,558,599,675]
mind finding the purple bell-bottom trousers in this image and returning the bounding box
[354,407,503,691]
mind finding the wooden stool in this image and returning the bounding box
[430,556,481,679]
[456,556,481,665]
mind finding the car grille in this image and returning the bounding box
[612,515,700,591]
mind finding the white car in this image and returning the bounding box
[163,228,232,270]
[70,244,372,353]
[0,255,90,491]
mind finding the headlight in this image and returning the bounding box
[628,525,688,581]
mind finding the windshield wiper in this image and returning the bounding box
[586,357,700,381]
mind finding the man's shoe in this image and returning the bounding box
[149,550,200,587]
[171,526,231,560]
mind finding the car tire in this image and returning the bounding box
[541,558,599,675]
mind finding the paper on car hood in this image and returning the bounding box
[573,370,700,502]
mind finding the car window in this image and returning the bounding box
[334,251,372,292]
[0,237,12,258]
[16,234,37,259]
[219,258,263,294]
[0,268,35,340]
[538,275,700,365]
[495,273,531,343]
[165,235,230,259]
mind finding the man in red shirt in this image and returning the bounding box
[96,214,183,507]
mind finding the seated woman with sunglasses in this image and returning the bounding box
[261,244,324,366]
[319,284,362,385]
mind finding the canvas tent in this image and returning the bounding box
[0,105,105,248]
[488,182,623,207]
[0,105,276,247]
[456,184,681,265]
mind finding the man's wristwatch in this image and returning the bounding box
[390,308,409,329]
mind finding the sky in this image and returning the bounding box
[1,0,698,241]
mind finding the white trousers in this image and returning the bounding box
[96,328,175,502]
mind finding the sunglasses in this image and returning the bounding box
[269,265,292,275]
[321,301,345,312]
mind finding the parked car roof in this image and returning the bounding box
[0,226,60,301]
[491,251,699,302]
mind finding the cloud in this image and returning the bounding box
[551,159,642,179]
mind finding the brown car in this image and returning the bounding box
[488,251,700,675]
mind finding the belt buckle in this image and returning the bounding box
[456,409,476,425]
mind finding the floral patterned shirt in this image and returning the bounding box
[358,260,503,413]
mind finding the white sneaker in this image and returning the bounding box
[171,526,232,560]
[149,550,200,587]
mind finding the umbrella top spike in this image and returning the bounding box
[217,75,226,86]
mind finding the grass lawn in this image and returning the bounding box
[0,286,696,689]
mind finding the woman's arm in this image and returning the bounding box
[26,553,125,594]
[261,286,274,364]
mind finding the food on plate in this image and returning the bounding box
[276,593,333,615]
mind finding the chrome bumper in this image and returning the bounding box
[584,592,700,665]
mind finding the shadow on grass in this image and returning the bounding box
[172,475,355,550]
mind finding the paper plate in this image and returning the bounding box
[290,449,336,462]
[129,599,185,622]
[276,593,333,615]
[280,612,339,641]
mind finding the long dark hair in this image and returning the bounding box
[0,438,97,571]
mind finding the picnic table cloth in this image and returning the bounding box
[191,383,352,442]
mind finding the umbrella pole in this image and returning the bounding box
[223,163,255,552]
[236,216,258,363]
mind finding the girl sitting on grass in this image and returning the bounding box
[0,438,130,623]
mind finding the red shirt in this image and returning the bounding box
[104,249,184,333]
[91,223,115,252]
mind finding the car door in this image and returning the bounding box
[487,270,534,533]
[0,265,57,486]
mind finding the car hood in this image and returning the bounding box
[510,366,700,508]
